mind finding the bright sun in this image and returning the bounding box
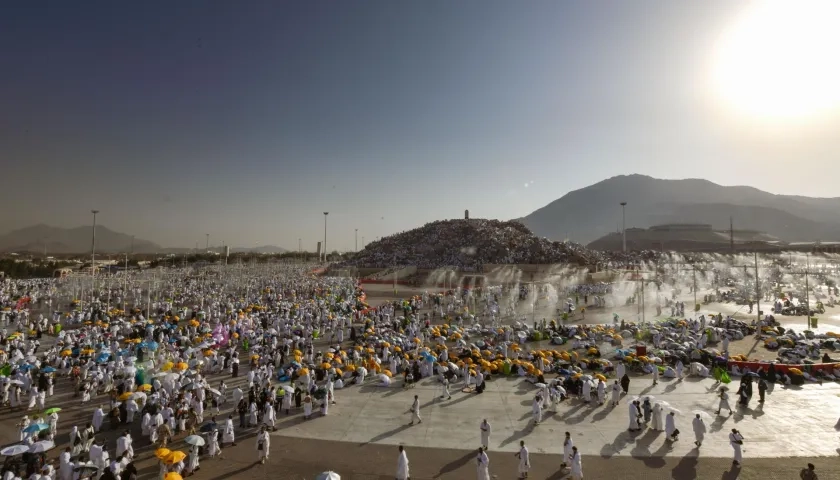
[712,1,840,120]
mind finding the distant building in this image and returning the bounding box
[465,209,470,220]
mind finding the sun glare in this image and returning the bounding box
[712,1,840,120]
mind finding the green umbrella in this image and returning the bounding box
[44,407,62,415]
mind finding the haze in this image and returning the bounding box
[2,1,839,251]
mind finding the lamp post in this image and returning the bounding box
[90,210,99,309]
[323,212,329,262]
[355,229,358,253]
[205,234,209,251]
[620,202,627,252]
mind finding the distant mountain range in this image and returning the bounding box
[520,175,840,244]
[0,225,286,254]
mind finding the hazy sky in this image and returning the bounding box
[3,1,839,250]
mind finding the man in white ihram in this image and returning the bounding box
[396,445,409,480]
[409,395,421,425]
[480,419,491,449]
[516,440,530,479]
[729,428,744,466]
[692,414,707,447]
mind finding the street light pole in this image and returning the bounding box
[620,202,627,252]
[323,212,329,262]
[206,234,209,251]
[91,210,99,309]
[355,229,358,253]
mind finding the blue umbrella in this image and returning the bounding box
[146,341,159,351]
[23,423,49,434]
[40,367,57,373]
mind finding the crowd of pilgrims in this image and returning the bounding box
[0,269,380,480]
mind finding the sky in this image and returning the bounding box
[2,1,840,251]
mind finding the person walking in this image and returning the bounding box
[569,447,583,480]
[516,440,530,479]
[396,445,410,480]
[692,414,706,447]
[758,378,767,403]
[560,432,573,469]
[729,428,744,466]
[256,425,270,464]
[409,395,421,425]
[716,388,732,415]
[476,447,490,480]
[480,419,491,450]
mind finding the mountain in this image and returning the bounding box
[230,245,287,254]
[0,225,161,254]
[520,175,840,244]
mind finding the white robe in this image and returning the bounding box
[570,452,583,479]
[480,421,491,448]
[563,438,574,464]
[692,417,706,443]
[476,451,489,480]
[396,451,409,480]
[256,431,270,460]
[517,446,530,473]
[718,392,731,412]
[729,432,743,462]
[223,419,235,444]
[628,404,641,430]
[651,405,664,430]
[92,409,104,432]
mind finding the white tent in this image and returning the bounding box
[315,473,340,480]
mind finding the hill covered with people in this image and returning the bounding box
[339,219,607,270]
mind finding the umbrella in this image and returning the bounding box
[29,440,55,453]
[164,451,187,464]
[206,388,221,396]
[279,385,295,394]
[131,392,147,401]
[41,367,56,373]
[199,422,217,433]
[164,473,183,480]
[1,444,29,456]
[155,448,172,460]
[691,411,714,423]
[118,392,133,401]
[315,473,341,480]
[73,463,99,475]
[184,435,205,446]
[23,423,49,434]
[43,407,61,415]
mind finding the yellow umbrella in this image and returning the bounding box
[118,392,133,401]
[334,368,343,376]
[164,451,186,464]
[383,369,393,377]
[174,362,188,371]
[137,384,152,392]
[155,448,171,460]
[299,368,310,376]
[165,473,183,480]
[161,361,174,372]
[320,362,331,369]
[595,374,606,382]
[60,349,72,357]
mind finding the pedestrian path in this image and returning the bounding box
[272,375,840,459]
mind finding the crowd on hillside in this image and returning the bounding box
[341,220,599,270]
